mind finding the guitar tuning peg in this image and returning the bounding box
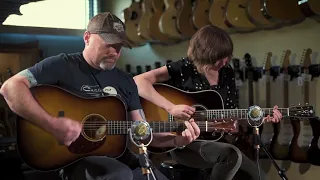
[298,103,301,106]
[306,102,309,105]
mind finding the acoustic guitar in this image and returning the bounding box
[137,0,154,41]
[123,0,147,46]
[225,0,257,32]
[147,0,177,44]
[245,0,281,29]
[192,0,213,30]
[208,0,236,33]
[159,0,184,40]
[289,48,313,163]
[140,83,314,153]
[269,50,293,160]
[176,0,197,38]
[16,85,236,171]
[261,0,306,25]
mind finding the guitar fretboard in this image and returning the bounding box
[86,121,228,135]
[204,108,290,119]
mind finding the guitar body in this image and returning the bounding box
[225,0,257,32]
[123,1,147,46]
[148,0,176,44]
[159,0,184,39]
[208,0,236,33]
[176,0,197,38]
[307,117,320,166]
[192,0,212,29]
[140,84,228,140]
[17,85,127,171]
[138,0,154,41]
[261,0,305,25]
[246,0,281,29]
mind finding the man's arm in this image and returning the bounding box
[133,66,175,112]
[0,54,67,134]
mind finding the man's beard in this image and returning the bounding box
[99,61,116,70]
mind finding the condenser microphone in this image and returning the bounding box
[128,120,153,148]
[247,105,265,127]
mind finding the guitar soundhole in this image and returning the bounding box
[82,114,108,142]
[68,114,107,154]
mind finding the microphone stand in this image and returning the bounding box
[128,123,158,180]
[248,105,288,180]
[255,132,288,180]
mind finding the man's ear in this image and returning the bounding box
[83,31,91,45]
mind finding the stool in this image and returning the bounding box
[159,160,211,180]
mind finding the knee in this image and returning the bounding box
[218,144,242,164]
[107,166,133,180]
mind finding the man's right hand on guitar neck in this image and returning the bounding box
[48,117,82,146]
[168,104,196,119]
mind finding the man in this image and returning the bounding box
[134,25,282,180]
[0,12,200,180]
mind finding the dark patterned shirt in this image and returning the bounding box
[165,57,238,109]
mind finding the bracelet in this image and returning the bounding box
[174,137,186,149]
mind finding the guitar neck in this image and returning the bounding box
[205,108,289,119]
[103,121,218,134]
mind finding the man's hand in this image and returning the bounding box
[264,105,282,123]
[174,119,200,146]
[168,104,196,119]
[50,117,82,146]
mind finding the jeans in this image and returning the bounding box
[170,141,267,180]
[60,155,169,180]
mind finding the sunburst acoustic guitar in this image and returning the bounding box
[225,0,257,32]
[192,0,213,30]
[140,83,314,153]
[16,85,237,171]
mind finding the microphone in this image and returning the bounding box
[128,121,157,179]
[247,105,265,151]
[129,120,152,145]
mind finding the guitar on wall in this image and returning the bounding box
[123,0,147,46]
[192,0,213,30]
[289,48,314,163]
[234,53,255,160]
[16,85,238,171]
[269,50,294,160]
[259,52,275,159]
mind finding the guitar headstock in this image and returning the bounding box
[263,52,272,72]
[206,119,239,134]
[289,105,315,118]
[301,48,312,71]
[244,53,253,69]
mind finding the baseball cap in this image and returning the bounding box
[87,12,132,49]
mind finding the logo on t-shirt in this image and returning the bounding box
[103,86,118,95]
[80,85,104,97]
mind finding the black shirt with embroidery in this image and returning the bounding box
[164,58,238,109]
